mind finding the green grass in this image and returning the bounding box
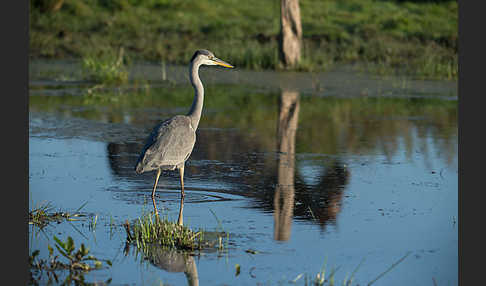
[124,213,200,250]
[290,257,363,286]
[291,252,410,285]
[82,47,129,84]
[123,211,228,251]
[30,236,112,285]
[29,0,457,80]
[29,201,88,229]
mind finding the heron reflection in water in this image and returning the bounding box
[134,50,234,225]
[124,242,199,286]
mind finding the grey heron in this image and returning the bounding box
[135,49,234,225]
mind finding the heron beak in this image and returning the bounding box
[213,58,234,68]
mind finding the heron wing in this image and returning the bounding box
[135,115,196,173]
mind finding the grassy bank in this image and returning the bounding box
[29,0,457,79]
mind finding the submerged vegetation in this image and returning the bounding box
[29,201,87,229]
[29,0,457,80]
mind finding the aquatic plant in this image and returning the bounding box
[88,214,98,231]
[124,213,199,250]
[291,252,410,285]
[123,208,230,254]
[29,201,87,229]
[29,236,112,285]
[124,214,210,251]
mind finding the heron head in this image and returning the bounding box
[190,49,234,68]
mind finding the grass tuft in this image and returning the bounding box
[29,201,87,229]
[123,212,227,252]
[124,213,199,250]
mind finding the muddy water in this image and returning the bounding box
[29,61,457,285]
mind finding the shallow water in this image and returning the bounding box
[29,61,457,285]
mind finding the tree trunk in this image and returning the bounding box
[279,0,302,68]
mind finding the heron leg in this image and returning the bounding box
[152,168,162,198]
[177,165,185,226]
[179,165,185,198]
[152,196,159,216]
[151,168,162,216]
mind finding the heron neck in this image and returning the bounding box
[187,61,204,130]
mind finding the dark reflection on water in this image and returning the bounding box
[259,90,351,238]
[293,161,350,226]
[105,141,351,235]
[107,142,143,179]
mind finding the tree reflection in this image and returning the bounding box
[274,90,299,241]
[273,90,352,240]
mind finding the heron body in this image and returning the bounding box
[135,115,195,174]
[134,49,234,224]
